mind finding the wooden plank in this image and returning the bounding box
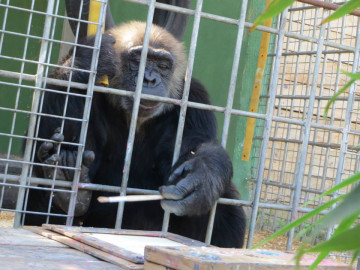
[42,224,206,246]
[0,228,65,247]
[145,246,353,270]
[27,226,142,270]
[0,228,120,270]
[44,225,145,264]
[144,261,174,270]
[0,245,120,269]
[41,224,206,264]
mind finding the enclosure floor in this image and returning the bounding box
[0,227,121,269]
[0,211,14,228]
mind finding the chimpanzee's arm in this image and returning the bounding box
[160,79,233,216]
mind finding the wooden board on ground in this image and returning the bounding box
[27,226,142,270]
[0,228,120,269]
[144,246,353,270]
[42,224,206,263]
[144,261,173,270]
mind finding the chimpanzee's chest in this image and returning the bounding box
[93,117,176,190]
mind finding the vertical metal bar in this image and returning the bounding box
[260,10,293,231]
[205,0,249,244]
[114,0,156,229]
[66,0,108,226]
[298,7,321,235]
[246,9,288,248]
[0,0,10,54]
[286,11,328,251]
[326,17,360,239]
[0,0,36,210]
[321,17,345,241]
[41,0,62,223]
[23,0,63,223]
[13,0,56,227]
[161,0,204,232]
[268,9,306,231]
[46,0,84,225]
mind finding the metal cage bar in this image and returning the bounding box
[286,8,327,250]
[13,0,56,227]
[247,9,289,248]
[114,0,157,229]
[205,0,249,245]
[161,0,204,232]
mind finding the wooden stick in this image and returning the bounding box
[97,194,164,203]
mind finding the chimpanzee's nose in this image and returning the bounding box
[143,70,160,87]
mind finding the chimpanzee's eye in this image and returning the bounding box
[158,63,170,70]
[129,58,140,70]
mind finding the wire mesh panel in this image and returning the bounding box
[252,1,360,262]
[0,0,359,266]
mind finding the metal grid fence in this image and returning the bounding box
[0,0,359,265]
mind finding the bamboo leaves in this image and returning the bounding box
[322,0,360,24]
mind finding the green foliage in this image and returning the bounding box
[324,71,360,119]
[253,172,360,268]
[322,0,360,24]
[251,0,360,31]
[250,0,295,31]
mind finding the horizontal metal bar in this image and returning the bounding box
[0,132,81,148]
[0,29,98,50]
[0,158,78,171]
[0,55,95,74]
[125,0,356,52]
[0,79,90,99]
[0,207,70,218]
[0,3,103,25]
[0,173,333,215]
[249,178,339,195]
[268,94,360,101]
[268,49,353,57]
[0,106,85,123]
[0,181,74,193]
[1,69,354,134]
[253,136,360,151]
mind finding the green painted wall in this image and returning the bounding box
[0,0,64,155]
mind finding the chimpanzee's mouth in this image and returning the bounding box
[139,101,159,110]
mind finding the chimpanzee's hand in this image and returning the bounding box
[37,127,95,216]
[159,143,233,216]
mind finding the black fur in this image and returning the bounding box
[24,30,246,248]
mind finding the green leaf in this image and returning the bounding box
[294,244,307,267]
[324,79,355,119]
[309,251,329,270]
[303,171,360,207]
[322,0,360,24]
[319,185,360,229]
[332,210,360,237]
[251,195,345,249]
[342,71,360,80]
[306,223,360,252]
[296,203,360,241]
[351,249,360,265]
[323,71,360,119]
[250,0,295,32]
